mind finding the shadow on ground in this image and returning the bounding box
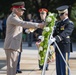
[0,60,6,69]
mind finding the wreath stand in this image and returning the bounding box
[41,26,71,75]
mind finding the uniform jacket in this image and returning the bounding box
[4,12,39,50]
[53,18,74,52]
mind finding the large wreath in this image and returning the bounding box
[38,12,57,66]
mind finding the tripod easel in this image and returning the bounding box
[41,26,71,75]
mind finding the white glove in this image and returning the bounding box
[48,38,56,45]
[38,35,44,42]
[38,35,42,40]
[25,29,30,34]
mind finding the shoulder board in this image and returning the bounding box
[11,13,16,17]
[65,20,73,25]
[69,20,74,24]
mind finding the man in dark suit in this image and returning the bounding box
[49,5,74,75]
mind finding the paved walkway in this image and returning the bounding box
[0,42,76,75]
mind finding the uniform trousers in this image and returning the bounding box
[5,49,19,75]
[56,52,70,75]
[16,52,21,71]
[27,33,33,47]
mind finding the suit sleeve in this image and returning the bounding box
[10,16,39,28]
[55,22,74,42]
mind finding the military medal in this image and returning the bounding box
[60,25,64,30]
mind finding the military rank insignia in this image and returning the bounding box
[60,25,65,30]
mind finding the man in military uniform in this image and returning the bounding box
[25,13,33,47]
[34,8,49,70]
[49,5,74,75]
[4,2,44,75]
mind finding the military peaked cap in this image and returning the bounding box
[56,5,69,13]
[39,8,48,13]
[12,1,26,10]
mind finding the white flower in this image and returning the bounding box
[46,16,52,22]
[44,27,50,32]
[48,13,54,16]
[38,35,44,42]
[39,46,43,51]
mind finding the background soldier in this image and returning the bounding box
[25,13,33,47]
[49,5,74,75]
[4,1,44,75]
[34,8,48,39]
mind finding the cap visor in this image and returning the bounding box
[22,8,26,10]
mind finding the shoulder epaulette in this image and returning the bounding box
[69,20,73,24]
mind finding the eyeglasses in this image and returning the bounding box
[20,9,25,11]
[59,13,64,16]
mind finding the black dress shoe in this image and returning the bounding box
[39,68,48,71]
[39,65,48,71]
[16,70,22,73]
[46,68,48,71]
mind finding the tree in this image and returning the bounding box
[0,0,76,20]
[0,0,76,14]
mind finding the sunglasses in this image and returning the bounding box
[59,13,64,16]
[40,12,45,14]
[18,8,25,11]
[20,9,25,11]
